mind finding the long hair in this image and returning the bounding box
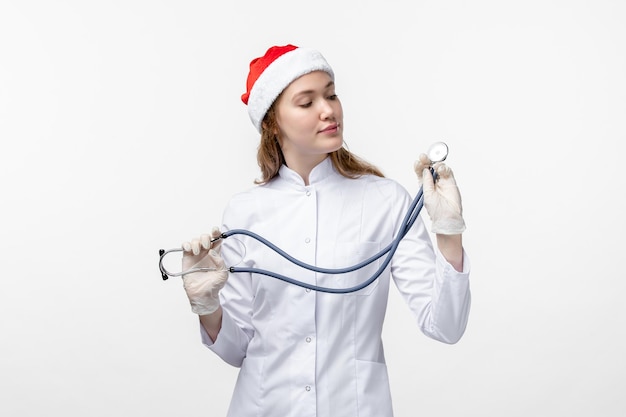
[255,104,384,184]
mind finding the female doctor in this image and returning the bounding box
[180,44,471,417]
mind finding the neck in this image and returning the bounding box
[284,154,328,185]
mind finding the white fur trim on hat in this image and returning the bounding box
[247,47,334,132]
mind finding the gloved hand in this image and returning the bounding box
[413,154,466,235]
[181,227,228,316]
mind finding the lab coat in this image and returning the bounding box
[201,157,471,417]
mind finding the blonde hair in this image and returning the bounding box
[255,105,384,184]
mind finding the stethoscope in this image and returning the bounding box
[158,142,449,294]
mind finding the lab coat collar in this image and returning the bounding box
[278,156,336,186]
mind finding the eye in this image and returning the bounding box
[299,102,313,108]
[327,94,338,100]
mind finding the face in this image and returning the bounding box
[273,71,343,168]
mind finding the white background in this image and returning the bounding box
[1,1,625,416]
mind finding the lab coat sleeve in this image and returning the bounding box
[199,192,258,367]
[200,305,250,366]
[390,185,471,344]
[200,266,255,367]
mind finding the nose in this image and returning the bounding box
[319,99,335,120]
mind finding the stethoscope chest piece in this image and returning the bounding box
[427,141,449,163]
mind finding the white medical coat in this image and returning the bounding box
[201,157,471,417]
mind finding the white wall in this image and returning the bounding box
[1,1,625,416]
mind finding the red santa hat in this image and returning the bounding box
[241,44,334,133]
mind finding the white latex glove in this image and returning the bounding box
[413,153,466,235]
[181,227,228,316]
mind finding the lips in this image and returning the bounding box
[320,123,339,133]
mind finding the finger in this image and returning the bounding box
[413,153,432,180]
[210,226,223,252]
[416,153,431,170]
[191,239,201,256]
[182,241,192,252]
[413,161,423,180]
[435,164,459,187]
[201,234,211,250]
[422,167,435,195]
[434,162,452,180]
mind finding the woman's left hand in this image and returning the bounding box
[414,154,466,235]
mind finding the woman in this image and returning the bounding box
[181,44,471,417]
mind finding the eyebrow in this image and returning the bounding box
[292,80,335,97]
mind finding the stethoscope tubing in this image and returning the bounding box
[227,187,425,293]
[159,174,430,294]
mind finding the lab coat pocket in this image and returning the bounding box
[334,241,381,296]
[355,360,393,416]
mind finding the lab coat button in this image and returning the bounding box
[305,337,312,343]
[305,190,311,196]
[305,288,311,293]
[304,237,311,243]
[305,385,311,391]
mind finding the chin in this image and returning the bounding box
[327,136,344,151]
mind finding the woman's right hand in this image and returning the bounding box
[181,227,229,316]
